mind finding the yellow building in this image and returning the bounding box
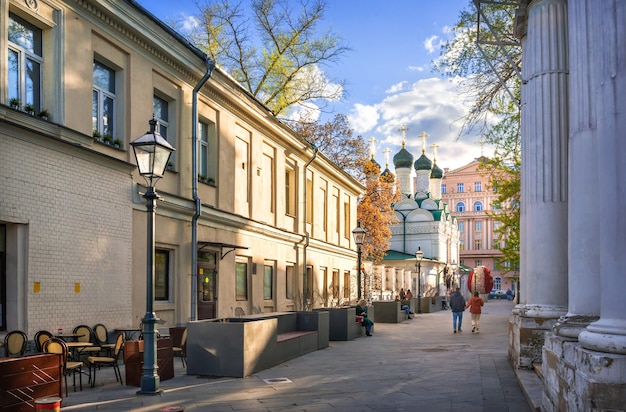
[0,0,363,338]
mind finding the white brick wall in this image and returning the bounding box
[1,135,134,336]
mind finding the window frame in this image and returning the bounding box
[235,260,248,301]
[474,181,482,192]
[92,60,116,139]
[441,184,447,194]
[263,262,274,300]
[473,201,483,212]
[456,202,465,212]
[8,12,43,111]
[457,183,464,193]
[155,248,171,301]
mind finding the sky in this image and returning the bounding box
[136,0,488,172]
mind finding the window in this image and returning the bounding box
[494,276,502,290]
[8,13,43,111]
[199,120,217,183]
[458,221,465,232]
[473,201,483,212]
[475,259,482,267]
[306,178,313,224]
[286,265,294,299]
[474,239,482,250]
[154,95,174,167]
[474,182,482,192]
[332,270,340,299]
[155,249,170,301]
[457,183,464,193]
[343,271,350,299]
[285,165,296,215]
[475,221,482,232]
[235,261,248,300]
[441,184,447,194]
[459,240,465,250]
[343,197,351,239]
[456,202,465,212]
[93,61,116,139]
[264,262,274,300]
[0,224,5,331]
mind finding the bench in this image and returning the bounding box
[187,311,329,378]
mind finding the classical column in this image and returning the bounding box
[513,0,569,368]
[552,0,600,339]
[578,0,626,355]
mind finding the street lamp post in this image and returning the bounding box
[415,247,423,314]
[352,223,366,300]
[131,118,175,395]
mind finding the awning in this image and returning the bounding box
[198,241,248,260]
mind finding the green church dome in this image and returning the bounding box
[414,153,432,171]
[393,147,414,169]
[431,162,443,178]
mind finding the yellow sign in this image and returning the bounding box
[34,282,40,293]
[75,283,81,293]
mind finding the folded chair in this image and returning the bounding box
[172,328,187,367]
[87,332,124,387]
[43,337,83,396]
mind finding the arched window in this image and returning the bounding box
[473,201,483,212]
[456,202,465,212]
[494,276,502,291]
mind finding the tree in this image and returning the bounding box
[192,0,348,117]
[289,113,368,181]
[434,1,521,271]
[357,160,401,264]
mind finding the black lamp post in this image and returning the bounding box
[415,247,423,314]
[352,223,366,300]
[131,118,175,395]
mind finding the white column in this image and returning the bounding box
[579,0,626,354]
[396,167,412,197]
[519,0,569,316]
[554,0,600,339]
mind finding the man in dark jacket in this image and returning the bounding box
[449,288,466,333]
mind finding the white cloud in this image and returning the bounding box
[408,65,425,72]
[423,35,441,54]
[348,104,380,135]
[181,15,200,33]
[385,81,407,94]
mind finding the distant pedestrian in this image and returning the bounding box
[449,287,466,333]
[395,295,412,319]
[399,288,406,300]
[465,291,485,333]
[405,289,413,300]
[506,289,513,301]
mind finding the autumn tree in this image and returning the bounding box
[357,160,401,264]
[434,1,521,271]
[191,0,348,117]
[288,113,368,181]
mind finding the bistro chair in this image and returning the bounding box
[43,337,83,396]
[172,327,187,367]
[93,323,115,356]
[87,332,124,387]
[72,325,102,358]
[3,330,28,357]
[34,330,53,352]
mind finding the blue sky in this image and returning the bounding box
[136,0,487,171]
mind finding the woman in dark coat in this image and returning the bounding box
[356,299,374,336]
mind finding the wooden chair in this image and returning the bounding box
[93,323,115,356]
[72,325,102,358]
[34,330,53,352]
[87,333,124,387]
[43,337,83,396]
[172,328,187,367]
[3,330,28,357]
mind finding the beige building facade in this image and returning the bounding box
[441,158,516,293]
[0,0,363,339]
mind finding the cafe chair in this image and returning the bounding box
[93,323,115,356]
[43,337,83,396]
[34,330,53,352]
[3,330,28,357]
[87,332,124,388]
[73,325,102,358]
[172,327,187,367]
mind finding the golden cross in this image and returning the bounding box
[430,143,439,162]
[368,137,376,159]
[383,148,391,167]
[399,124,408,147]
[419,131,428,154]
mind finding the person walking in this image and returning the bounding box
[465,291,485,333]
[449,287,466,333]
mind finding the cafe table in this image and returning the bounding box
[64,341,94,361]
[55,333,85,342]
[114,327,142,341]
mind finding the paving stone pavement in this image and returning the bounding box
[60,300,531,411]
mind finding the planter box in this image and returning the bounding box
[372,301,407,323]
[0,353,62,410]
[187,311,328,377]
[123,338,174,387]
[315,307,362,341]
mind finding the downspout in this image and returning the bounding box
[302,143,318,311]
[191,59,216,321]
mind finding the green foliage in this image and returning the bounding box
[193,0,348,116]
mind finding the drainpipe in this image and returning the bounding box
[302,143,318,311]
[191,59,216,321]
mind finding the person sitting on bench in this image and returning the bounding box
[395,295,413,319]
[356,299,374,336]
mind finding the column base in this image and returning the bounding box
[579,319,626,354]
[553,314,599,340]
[542,332,626,411]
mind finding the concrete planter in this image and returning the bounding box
[186,311,328,377]
[315,307,362,341]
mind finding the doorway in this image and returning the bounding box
[198,251,217,320]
